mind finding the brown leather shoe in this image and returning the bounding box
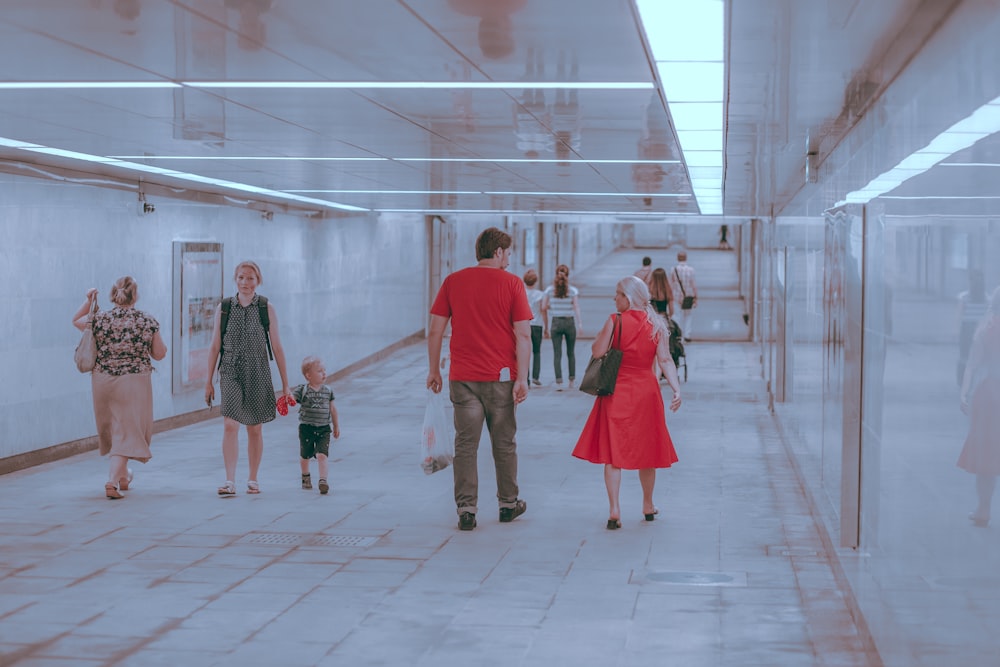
[105,483,123,500]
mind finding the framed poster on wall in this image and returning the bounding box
[172,241,223,394]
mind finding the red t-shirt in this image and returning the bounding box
[430,266,533,382]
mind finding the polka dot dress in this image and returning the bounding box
[219,294,276,426]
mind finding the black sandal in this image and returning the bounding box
[606,518,621,530]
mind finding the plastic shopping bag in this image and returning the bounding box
[421,389,454,474]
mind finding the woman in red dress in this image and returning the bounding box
[573,276,682,529]
[959,287,1000,527]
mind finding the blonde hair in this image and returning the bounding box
[233,260,263,285]
[110,276,138,306]
[618,275,669,341]
[301,355,323,378]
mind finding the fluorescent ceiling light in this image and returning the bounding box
[687,166,723,180]
[375,208,708,216]
[290,190,481,195]
[0,136,367,212]
[675,131,723,151]
[840,94,1000,205]
[656,63,724,102]
[665,103,724,130]
[879,195,1000,200]
[107,155,681,165]
[683,152,724,168]
[636,1,723,61]
[184,80,653,90]
[637,0,725,216]
[0,81,180,89]
[0,80,653,91]
[293,190,690,198]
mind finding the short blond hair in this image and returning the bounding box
[301,355,323,378]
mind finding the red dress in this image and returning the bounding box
[572,310,678,469]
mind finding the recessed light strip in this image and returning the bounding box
[0,136,367,212]
[107,155,681,165]
[841,94,1000,204]
[0,80,654,91]
[289,189,692,197]
[636,0,725,215]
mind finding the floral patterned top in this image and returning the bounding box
[91,306,160,376]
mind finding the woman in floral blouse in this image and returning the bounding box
[72,276,167,499]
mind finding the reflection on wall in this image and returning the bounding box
[225,0,273,51]
[552,51,580,164]
[513,46,552,158]
[173,1,227,145]
[512,47,582,165]
[773,210,1000,664]
[447,0,527,60]
[633,96,680,208]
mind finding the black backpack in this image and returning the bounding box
[219,295,274,368]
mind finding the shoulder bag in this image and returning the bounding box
[579,314,623,396]
[74,301,99,373]
[675,268,695,310]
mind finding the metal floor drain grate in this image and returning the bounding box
[238,533,380,548]
[309,535,379,547]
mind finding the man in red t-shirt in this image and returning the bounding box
[427,227,532,531]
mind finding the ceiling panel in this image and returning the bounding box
[0,0,979,218]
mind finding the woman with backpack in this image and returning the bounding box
[205,260,291,496]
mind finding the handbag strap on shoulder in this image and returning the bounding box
[609,313,623,351]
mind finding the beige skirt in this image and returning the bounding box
[91,371,153,462]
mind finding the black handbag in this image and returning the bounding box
[579,314,623,396]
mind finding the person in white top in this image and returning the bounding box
[542,264,584,390]
[523,269,546,386]
[668,251,698,342]
[634,256,653,287]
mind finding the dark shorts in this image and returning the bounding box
[299,424,331,459]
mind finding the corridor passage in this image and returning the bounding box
[0,251,873,666]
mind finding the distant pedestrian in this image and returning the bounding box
[426,227,532,531]
[959,286,1000,527]
[205,260,291,497]
[648,267,673,321]
[292,356,340,495]
[718,225,731,250]
[523,269,546,386]
[572,276,682,529]
[668,251,698,342]
[634,256,654,287]
[543,264,584,390]
[72,278,167,499]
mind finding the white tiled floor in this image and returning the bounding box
[0,251,873,666]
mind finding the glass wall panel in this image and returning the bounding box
[772,218,829,514]
[857,211,1000,664]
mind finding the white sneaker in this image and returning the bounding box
[568,379,575,390]
[555,382,564,392]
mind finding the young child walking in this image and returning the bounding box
[292,356,340,494]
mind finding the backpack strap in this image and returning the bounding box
[218,297,232,369]
[257,296,274,361]
[218,295,274,368]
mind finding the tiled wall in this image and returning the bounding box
[0,173,427,460]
